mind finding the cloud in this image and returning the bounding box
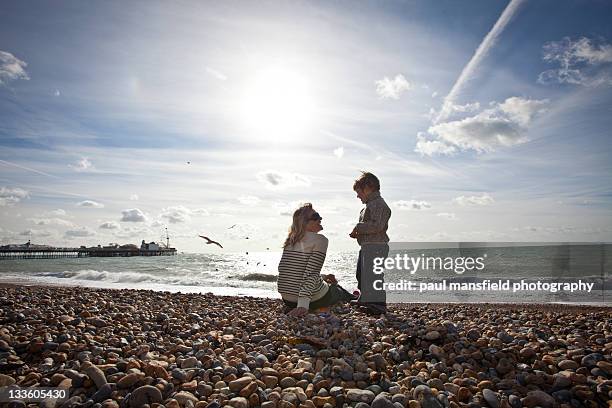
[205,66,228,81]
[160,205,209,224]
[436,0,526,123]
[121,208,147,222]
[237,195,261,206]
[431,102,480,121]
[256,170,311,190]
[0,187,29,206]
[436,212,457,220]
[0,50,29,85]
[69,157,94,172]
[454,193,494,206]
[64,227,96,239]
[393,200,431,210]
[161,206,191,224]
[99,221,120,230]
[538,37,612,86]
[28,217,74,227]
[416,97,548,155]
[415,133,457,156]
[375,74,411,99]
[45,209,66,216]
[129,194,139,201]
[191,208,210,216]
[19,229,52,238]
[77,200,104,208]
[113,226,151,239]
[333,146,344,158]
[273,200,305,216]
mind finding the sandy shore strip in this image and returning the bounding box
[0,285,610,408]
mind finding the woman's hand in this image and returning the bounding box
[349,227,358,239]
[287,307,308,317]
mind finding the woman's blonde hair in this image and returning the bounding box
[283,203,314,248]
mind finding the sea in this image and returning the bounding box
[0,244,610,305]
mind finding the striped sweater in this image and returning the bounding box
[277,232,329,309]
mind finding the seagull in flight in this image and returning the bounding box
[199,235,223,248]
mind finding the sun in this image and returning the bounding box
[240,66,315,139]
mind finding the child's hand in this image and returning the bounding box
[323,274,337,284]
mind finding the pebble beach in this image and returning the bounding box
[0,285,610,408]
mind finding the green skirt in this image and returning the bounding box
[283,283,357,311]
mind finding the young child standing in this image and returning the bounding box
[349,172,391,314]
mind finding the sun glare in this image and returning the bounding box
[241,66,315,139]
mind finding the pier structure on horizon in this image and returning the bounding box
[0,238,177,259]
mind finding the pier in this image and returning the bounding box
[0,247,177,259]
[0,234,177,260]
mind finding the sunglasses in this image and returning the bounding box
[308,212,322,221]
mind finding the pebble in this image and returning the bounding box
[181,356,199,369]
[84,365,107,388]
[229,376,253,392]
[117,372,143,388]
[174,391,199,405]
[482,389,500,408]
[347,389,376,403]
[558,359,579,370]
[0,286,608,408]
[372,394,395,408]
[521,390,556,408]
[425,331,440,341]
[128,385,163,407]
[0,374,16,386]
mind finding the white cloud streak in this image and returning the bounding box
[436,0,526,123]
[0,159,57,178]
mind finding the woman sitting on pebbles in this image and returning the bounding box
[277,203,355,317]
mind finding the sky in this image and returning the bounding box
[1,0,612,253]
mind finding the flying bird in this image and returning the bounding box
[199,235,223,248]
